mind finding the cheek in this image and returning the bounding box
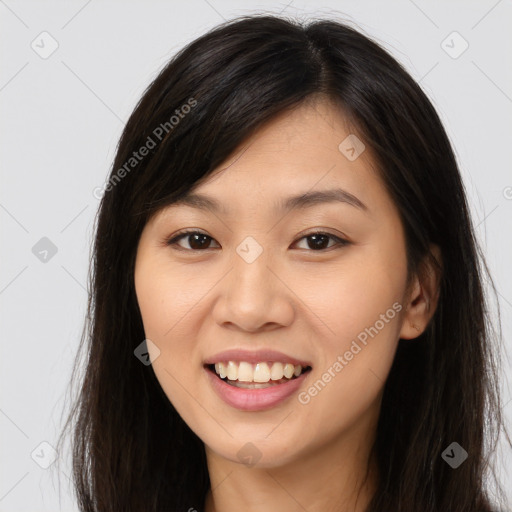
[134,265,169,340]
[294,232,407,409]
[135,256,204,340]
[134,257,209,419]
[298,240,406,349]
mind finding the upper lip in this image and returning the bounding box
[204,348,312,367]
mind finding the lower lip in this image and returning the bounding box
[205,367,310,412]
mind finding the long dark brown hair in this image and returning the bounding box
[56,14,510,511]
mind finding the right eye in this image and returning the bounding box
[165,230,220,251]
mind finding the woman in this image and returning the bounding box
[57,14,510,512]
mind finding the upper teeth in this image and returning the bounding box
[214,361,303,382]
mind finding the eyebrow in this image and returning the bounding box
[171,188,368,214]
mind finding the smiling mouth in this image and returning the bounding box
[205,363,312,389]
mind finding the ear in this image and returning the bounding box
[399,244,442,340]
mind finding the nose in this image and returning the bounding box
[211,249,295,333]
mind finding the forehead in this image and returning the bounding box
[153,98,396,224]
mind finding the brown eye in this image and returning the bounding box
[293,232,349,251]
[166,231,220,251]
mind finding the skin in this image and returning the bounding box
[134,95,441,512]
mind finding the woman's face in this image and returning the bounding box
[134,98,417,468]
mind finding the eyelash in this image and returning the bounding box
[164,229,350,252]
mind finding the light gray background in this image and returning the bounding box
[1,1,511,510]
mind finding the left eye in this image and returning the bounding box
[294,232,348,251]
[165,230,349,252]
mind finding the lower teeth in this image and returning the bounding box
[224,377,296,388]
[227,381,279,389]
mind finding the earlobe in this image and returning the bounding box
[399,244,443,340]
